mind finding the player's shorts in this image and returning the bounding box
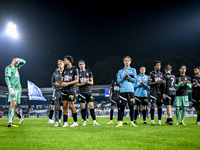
[135,97,148,106]
[61,91,75,102]
[164,95,175,106]
[191,98,200,107]
[111,99,120,108]
[78,93,94,103]
[119,92,135,106]
[150,94,163,106]
[8,89,21,104]
[51,100,63,106]
[174,96,189,107]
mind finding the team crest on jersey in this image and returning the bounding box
[15,71,19,77]
[144,77,147,80]
[129,71,133,75]
[86,73,89,76]
[185,78,187,80]
[70,70,72,73]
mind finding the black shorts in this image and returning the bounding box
[111,99,120,108]
[78,93,93,103]
[51,100,63,106]
[150,94,163,106]
[61,91,76,102]
[135,97,148,106]
[191,98,200,107]
[119,92,135,106]
[164,95,175,106]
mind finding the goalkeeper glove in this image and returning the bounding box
[8,85,15,96]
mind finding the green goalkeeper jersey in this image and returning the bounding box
[5,60,26,90]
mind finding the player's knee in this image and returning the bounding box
[142,105,146,110]
[158,106,162,109]
[111,106,115,110]
[51,105,55,110]
[151,104,155,109]
[59,106,62,110]
[135,105,139,110]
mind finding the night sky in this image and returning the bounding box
[0,0,200,88]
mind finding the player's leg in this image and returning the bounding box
[128,93,137,127]
[16,90,24,124]
[47,99,55,125]
[134,105,139,124]
[80,102,87,126]
[88,102,100,126]
[116,101,120,124]
[150,95,156,125]
[107,104,115,124]
[157,95,162,125]
[180,96,189,125]
[54,99,60,126]
[141,97,148,124]
[69,100,78,127]
[62,95,69,127]
[174,96,181,125]
[85,103,89,121]
[59,101,63,125]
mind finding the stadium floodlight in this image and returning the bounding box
[6,22,19,39]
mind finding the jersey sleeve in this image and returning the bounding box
[17,59,26,69]
[89,71,93,79]
[148,72,153,81]
[51,72,55,87]
[117,70,124,84]
[175,76,182,89]
[110,81,114,89]
[186,76,192,89]
[5,66,11,77]
[74,68,79,78]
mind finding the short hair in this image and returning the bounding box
[78,60,85,64]
[140,66,146,69]
[179,65,186,69]
[165,64,172,71]
[64,55,73,63]
[57,60,64,64]
[153,60,161,66]
[123,56,132,61]
[194,66,200,70]
[13,56,19,59]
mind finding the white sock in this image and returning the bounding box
[119,121,122,124]
[131,121,133,124]
[151,120,154,123]
[169,116,172,118]
[110,120,113,122]
[93,120,96,123]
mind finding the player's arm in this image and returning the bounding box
[51,72,56,88]
[5,67,15,96]
[17,58,26,69]
[127,69,137,83]
[109,87,113,101]
[175,77,183,89]
[117,70,124,84]
[61,76,79,87]
[143,83,150,90]
[185,78,192,89]
[86,71,94,85]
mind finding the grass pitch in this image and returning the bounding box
[0,117,200,150]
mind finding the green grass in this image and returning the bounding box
[0,117,200,150]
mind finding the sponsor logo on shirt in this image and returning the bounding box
[155,78,162,81]
[80,78,89,83]
[6,72,8,75]
[114,86,120,91]
[15,71,19,77]
[64,75,72,81]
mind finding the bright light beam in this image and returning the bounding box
[6,22,19,39]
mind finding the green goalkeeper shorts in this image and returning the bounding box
[8,89,21,104]
[174,96,189,107]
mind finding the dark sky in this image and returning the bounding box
[0,0,200,87]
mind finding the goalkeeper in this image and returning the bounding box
[5,56,26,127]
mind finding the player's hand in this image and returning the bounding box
[55,82,60,86]
[61,82,69,87]
[85,81,89,85]
[163,94,166,100]
[140,82,144,85]
[8,86,15,96]
[195,80,198,85]
[157,80,165,84]
[183,80,189,84]
[123,73,129,79]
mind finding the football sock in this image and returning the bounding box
[8,107,15,122]
[49,110,54,119]
[17,114,21,119]
[72,113,77,122]
[119,106,125,121]
[117,108,120,121]
[197,114,200,122]
[63,115,68,122]
[81,109,86,121]
[158,108,162,120]
[134,109,138,121]
[129,105,134,121]
[181,107,186,122]
[143,110,146,121]
[175,107,180,121]
[151,109,155,120]
[110,109,114,121]
[169,116,172,118]
[59,110,62,120]
[90,109,96,120]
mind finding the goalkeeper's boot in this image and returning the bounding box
[54,122,59,127]
[19,118,24,124]
[130,123,137,127]
[69,122,78,127]
[107,121,113,124]
[116,123,123,127]
[7,122,19,127]
[175,121,180,125]
[180,121,186,125]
